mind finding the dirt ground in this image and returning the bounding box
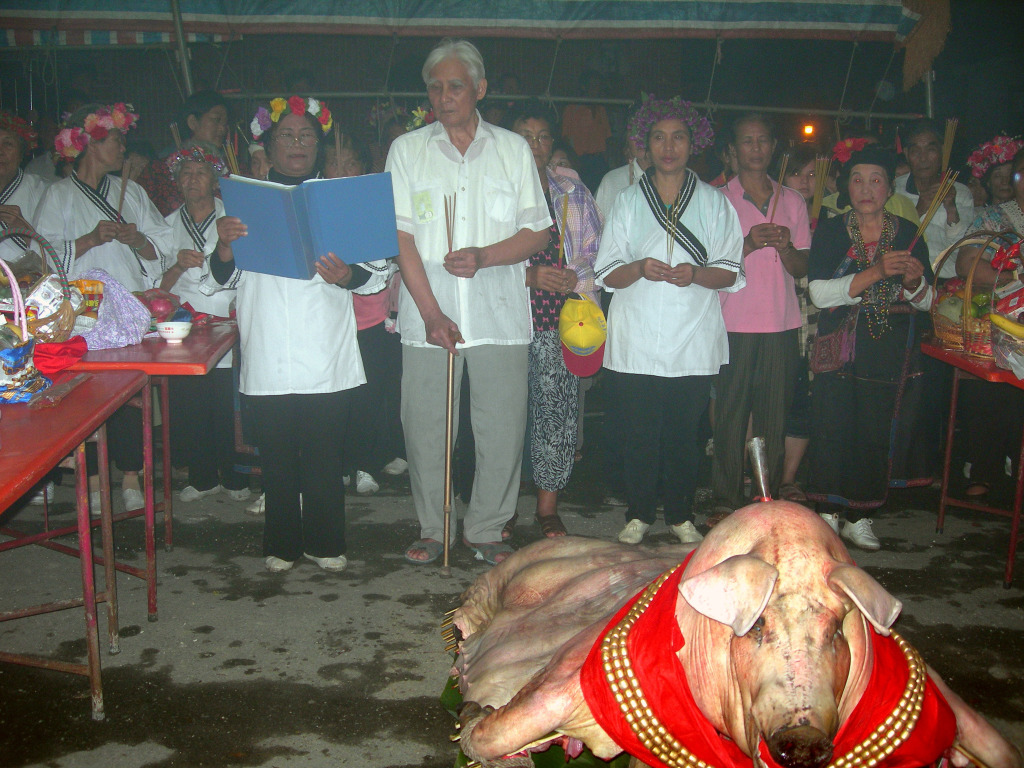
[0,410,1021,768]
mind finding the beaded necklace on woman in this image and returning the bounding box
[848,210,901,338]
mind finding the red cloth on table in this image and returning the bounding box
[33,335,87,376]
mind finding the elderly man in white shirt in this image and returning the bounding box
[386,38,551,566]
[894,119,974,279]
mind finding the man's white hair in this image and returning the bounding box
[422,38,486,87]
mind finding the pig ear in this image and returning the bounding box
[680,555,779,637]
[829,564,902,636]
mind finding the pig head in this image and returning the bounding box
[677,501,900,768]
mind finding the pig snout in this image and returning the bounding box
[765,724,834,768]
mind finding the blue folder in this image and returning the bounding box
[219,173,399,280]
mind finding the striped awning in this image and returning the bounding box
[0,0,920,46]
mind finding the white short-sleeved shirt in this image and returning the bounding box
[594,170,744,377]
[0,170,48,264]
[164,198,237,367]
[894,173,974,279]
[385,114,552,348]
[33,172,174,292]
[594,158,645,219]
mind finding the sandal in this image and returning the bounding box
[404,539,444,564]
[501,512,519,541]
[537,513,567,538]
[704,506,733,530]
[463,539,514,566]
[779,482,808,502]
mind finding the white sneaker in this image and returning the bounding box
[264,555,294,572]
[618,518,650,545]
[842,518,880,551]
[670,520,704,544]
[382,457,408,475]
[245,493,265,516]
[29,480,56,505]
[819,512,840,535]
[179,484,222,503]
[304,553,347,571]
[226,487,252,502]
[122,487,145,511]
[355,470,379,495]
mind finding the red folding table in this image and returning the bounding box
[69,321,238,619]
[922,341,1023,587]
[0,369,148,720]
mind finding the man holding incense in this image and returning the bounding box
[894,118,974,280]
[710,112,811,524]
[386,38,550,566]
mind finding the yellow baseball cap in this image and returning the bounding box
[559,295,607,377]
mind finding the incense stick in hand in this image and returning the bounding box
[769,152,790,223]
[444,194,457,253]
[908,169,958,251]
[117,157,133,222]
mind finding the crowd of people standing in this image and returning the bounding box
[3,36,1022,571]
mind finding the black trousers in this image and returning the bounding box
[245,391,351,560]
[86,403,143,476]
[606,370,711,526]
[170,369,247,492]
[712,330,798,509]
[345,322,404,475]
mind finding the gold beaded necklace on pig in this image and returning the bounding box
[599,566,928,768]
[848,211,901,340]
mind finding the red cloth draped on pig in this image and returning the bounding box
[580,551,957,768]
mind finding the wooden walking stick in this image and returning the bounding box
[441,347,455,577]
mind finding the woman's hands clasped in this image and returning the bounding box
[526,265,578,293]
[877,249,924,290]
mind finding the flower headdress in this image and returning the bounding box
[0,111,38,152]
[249,96,333,145]
[626,94,714,153]
[166,145,228,177]
[405,106,435,132]
[832,138,869,164]
[54,102,139,161]
[967,135,1024,178]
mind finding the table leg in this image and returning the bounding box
[1007,425,1024,589]
[96,424,120,654]
[75,441,104,721]
[937,369,962,534]
[142,381,157,622]
[158,376,173,552]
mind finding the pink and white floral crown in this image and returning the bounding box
[967,135,1024,179]
[0,111,38,151]
[166,145,228,177]
[626,94,714,154]
[249,96,332,145]
[54,102,139,160]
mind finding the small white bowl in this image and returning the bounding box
[157,321,193,343]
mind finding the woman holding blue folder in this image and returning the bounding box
[212,96,389,573]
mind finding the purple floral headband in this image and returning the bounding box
[626,94,714,154]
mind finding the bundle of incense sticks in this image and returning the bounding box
[769,152,790,223]
[117,157,133,222]
[444,193,457,253]
[810,155,833,223]
[941,117,958,175]
[222,140,239,175]
[334,124,343,172]
[169,122,183,151]
[666,193,683,260]
[908,169,958,251]
[557,194,569,268]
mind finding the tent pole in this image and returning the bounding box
[170,0,194,96]
[924,70,934,119]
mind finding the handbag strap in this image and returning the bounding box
[0,256,27,338]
